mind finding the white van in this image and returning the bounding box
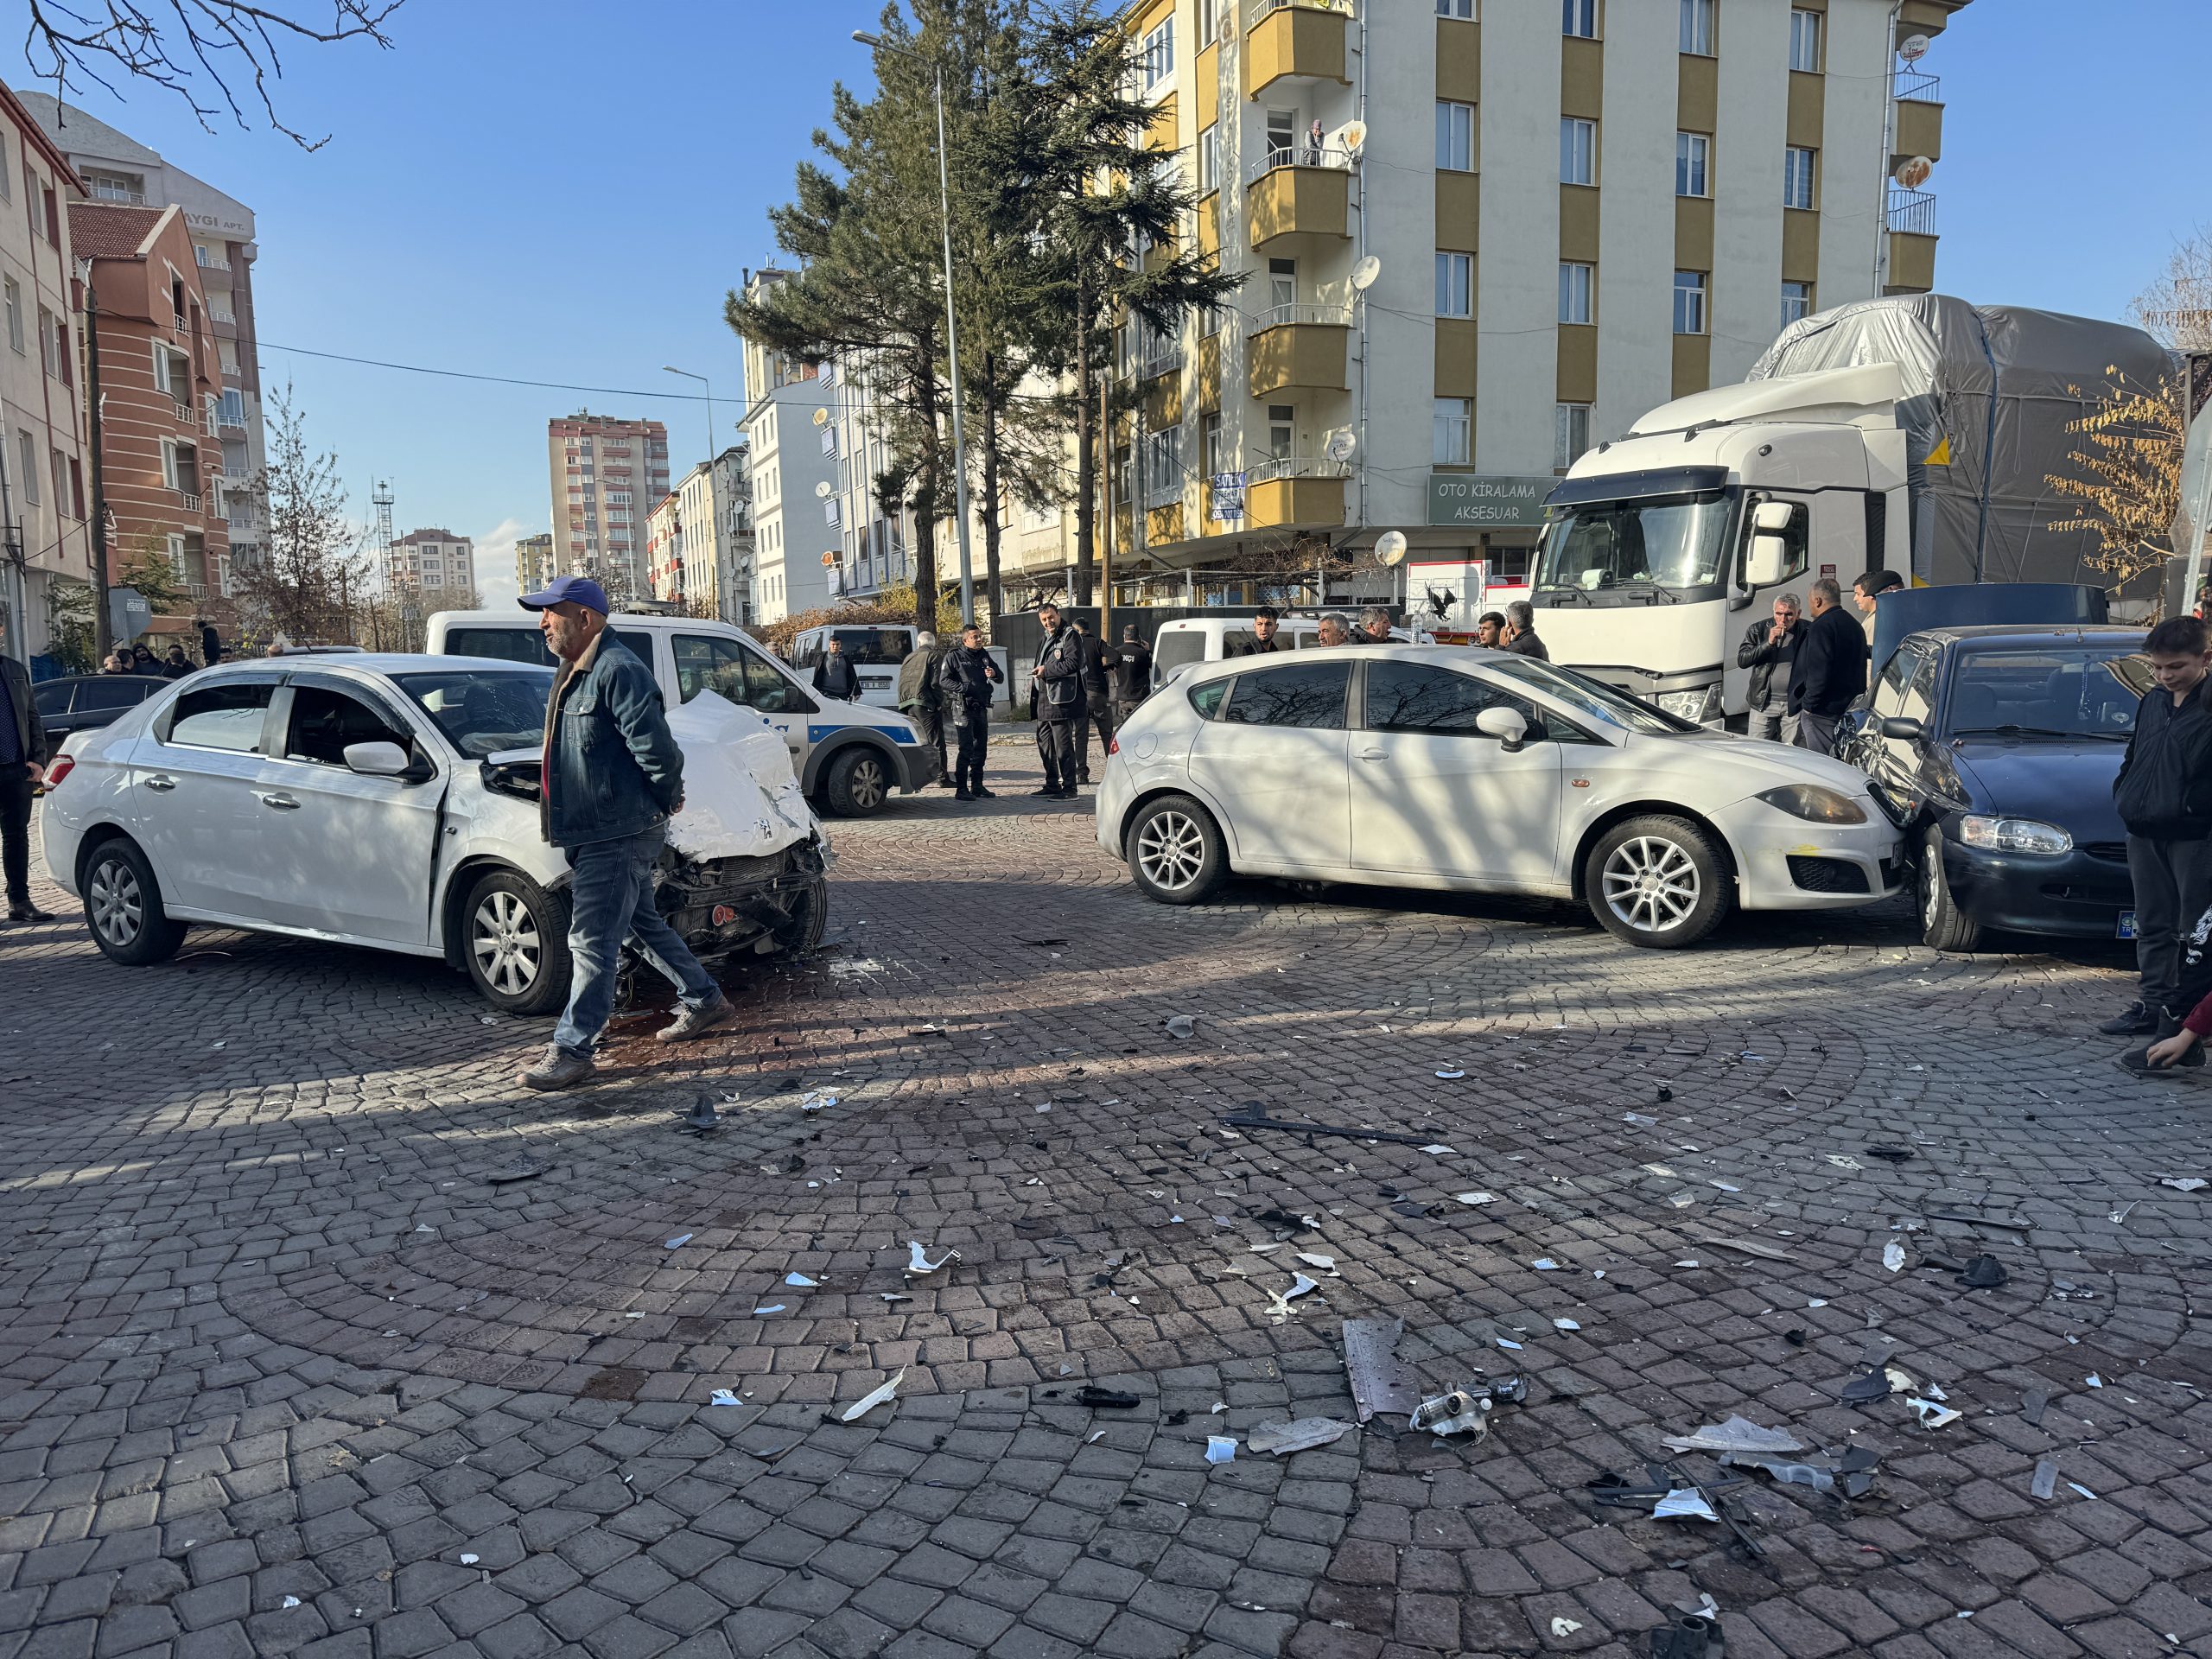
[427,610,938,817]
[789,624,917,710]
[1148,614,1421,688]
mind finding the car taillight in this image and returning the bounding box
[41,755,73,788]
[1108,737,1120,754]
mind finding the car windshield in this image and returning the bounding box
[393,669,555,759]
[830,628,910,666]
[1944,643,2152,741]
[1480,654,1699,736]
[1533,492,1734,603]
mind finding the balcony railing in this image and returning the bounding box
[1248,141,1352,182]
[1885,186,1936,236]
[194,251,232,271]
[1246,302,1353,334]
[1141,341,1185,379]
[1892,67,1941,103]
[1249,0,1354,19]
[178,491,201,512]
[1245,454,1353,486]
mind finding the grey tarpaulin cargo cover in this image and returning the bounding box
[1748,296,2172,588]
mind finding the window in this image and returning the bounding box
[1435,251,1472,319]
[167,682,273,753]
[674,633,794,713]
[1266,107,1296,166]
[1202,412,1224,480]
[68,456,84,518]
[3,278,17,353]
[0,135,8,199]
[1781,280,1815,328]
[1367,662,1535,736]
[1554,403,1592,470]
[1436,0,1473,16]
[1268,257,1297,310]
[1435,101,1474,172]
[1562,0,1596,38]
[283,684,414,768]
[1198,123,1219,195]
[1789,8,1821,72]
[1560,118,1596,186]
[1141,16,1174,91]
[1198,0,1218,47]
[41,187,56,247]
[50,448,67,518]
[36,306,56,378]
[219,387,245,426]
[1676,131,1709,198]
[1783,147,1816,211]
[1223,661,1350,729]
[1267,404,1295,460]
[1679,0,1713,54]
[1557,262,1593,326]
[1433,397,1471,467]
[16,431,35,504]
[1870,644,1920,721]
[1144,427,1182,507]
[1673,270,1707,335]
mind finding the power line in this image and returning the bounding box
[256,341,721,404]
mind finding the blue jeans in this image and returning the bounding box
[551,827,717,1057]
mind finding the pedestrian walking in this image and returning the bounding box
[897,631,952,786]
[1474,612,1505,648]
[2103,615,2212,1039]
[1029,603,1084,798]
[810,637,861,702]
[1109,624,1152,731]
[0,612,54,925]
[939,622,1003,801]
[1738,592,1802,743]
[1355,606,1395,645]
[1787,578,1866,753]
[1226,607,1288,657]
[1502,600,1549,660]
[1070,619,1120,785]
[512,576,736,1091]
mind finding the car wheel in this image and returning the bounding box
[463,869,572,1015]
[1125,793,1227,906]
[1917,825,1982,951]
[1586,814,1730,948]
[823,747,891,817]
[779,866,830,957]
[81,836,186,966]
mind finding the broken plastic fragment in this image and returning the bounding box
[709,1389,741,1407]
[1551,1618,1584,1637]
[2031,1459,2058,1500]
[1643,1163,1678,1177]
[1906,1396,1961,1429]
[1454,1192,1495,1206]
[1883,1240,1907,1273]
[841,1370,906,1423]
[1652,1488,1720,1522]
[1661,1415,1803,1455]
[1246,1418,1352,1456]
[1165,1014,1196,1039]
[1554,1318,1580,1332]
[664,1234,692,1249]
[1420,1143,1457,1155]
[1532,1258,1560,1270]
[752,1305,785,1316]
[905,1241,960,1276]
[2067,1481,2097,1500]
[2086,1373,2103,1388]
[1294,1252,1337,1271]
[1435,1068,1465,1080]
[2160,1176,2209,1192]
[785,1273,817,1287]
[1827,1155,1863,1171]
[1205,1436,1236,1464]
[880,1293,912,1304]
[281,1595,302,1609]
[459,1554,479,1566]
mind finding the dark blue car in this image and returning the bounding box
[1836,624,2148,950]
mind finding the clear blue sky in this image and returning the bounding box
[19,0,2205,607]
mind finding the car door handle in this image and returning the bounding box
[142,773,176,791]
[258,792,302,810]
[1357,747,1389,761]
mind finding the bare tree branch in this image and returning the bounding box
[22,0,403,149]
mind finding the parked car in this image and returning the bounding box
[788,624,918,709]
[427,609,936,816]
[39,653,829,1013]
[1835,624,2146,950]
[31,674,165,741]
[1097,645,1902,948]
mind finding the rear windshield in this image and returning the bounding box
[442,626,646,669]
[1154,631,1206,681]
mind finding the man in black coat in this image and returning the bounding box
[1109,625,1152,732]
[1737,591,1802,743]
[1787,578,1866,754]
[0,613,54,924]
[1068,620,1120,786]
[1225,607,1287,658]
[810,637,861,702]
[938,623,1003,800]
[1029,604,1084,798]
[1502,601,1549,661]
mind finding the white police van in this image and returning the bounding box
[788,623,917,711]
[426,610,938,817]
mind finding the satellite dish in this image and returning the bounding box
[1350,255,1382,293]
[811,407,830,427]
[820,551,837,568]
[1375,531,1408,567]
[1897,32,1930,61]
[814,480,834,499]
[1338,121,1367,156]
[1893,155,1932,190]
[1324,428,1357,464]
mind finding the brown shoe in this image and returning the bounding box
[658,993,738,1042]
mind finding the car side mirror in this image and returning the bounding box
[1476,705,1529,751]
[1878,716,1923,741]
[345,741,414,777]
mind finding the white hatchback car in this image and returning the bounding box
[1096,645,1902,947]
[40,654,830,1011]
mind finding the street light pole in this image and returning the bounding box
[662,365,716,464]
[855,30,977,628]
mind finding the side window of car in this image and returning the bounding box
[674,634,747,704]
[33,681,74,717]
[1901,649,1938,726]
[75,678,149,712]
[1365,662,1537,737]
[283,684,413,767]
[1222,662,1349,729]
[1190,678,1230,720]
[1869,646,1917,720]
[741,646,797,713]
[165,682,275,753]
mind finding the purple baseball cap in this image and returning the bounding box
[518,575,610,613]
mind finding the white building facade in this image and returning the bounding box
[738,272,836,624]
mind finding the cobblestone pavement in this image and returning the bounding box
[5,757,2212,1659]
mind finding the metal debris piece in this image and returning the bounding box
[1224,1103,1437,1147]
[752,1305,785,1316]
[1827,1154,1863,1171]
[1649,1611,1721,1657]
[1435,1068,1465,1080]
[1532,1258,1560,1271]
[1246,1418,1352,1456]
[1166,1015,1197,1039]
[1205,1436,1237,1465]
[1660,1415,1802,1456]
[1267,1273,1322,1321]
[1643,1163,1678,1177]
[1419,1143,1458,1156]
[1955,1255,2007,1288]
[2031,1459,2059,1500]
[1077,1385,1141,1408]
[1839,1369,1893,1403]
[905,1241,960,1276]
[1343,1317,1421,1423]
[840,1370,905,1423]
[1700,1236,1792,1261]
[2086,1372,2103,1388]
[1294,1252,1337,1272]
[1653,1487,1721,1521]
[799,1090,838,1112]
[1906,1396,1961,1429]
[1554,1318,1581,1332]
[1924,1211,2032,1230]
[1725,1445,1878,1497]
[1409,1389,1499,1440]
[2067,1481,2097,1500]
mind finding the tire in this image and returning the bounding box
[80,836,186,966]
[1917,824,1982,951]
[823,746,893,817]
[779,868,830,957]
[1585,814,1731,949]
[461,868,573,1015]
[1125,793,1228,906]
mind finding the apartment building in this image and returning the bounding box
[72,200,227,639]
[737,271,835,624]
[644,444,754,622]
[0,82,92,664]
[1115,0,1967,600]
[546,410,671,600]
[385,526,474,595]
[515,531,556,594]
[25,94,266,595]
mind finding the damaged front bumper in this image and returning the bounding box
[655,837,830,963]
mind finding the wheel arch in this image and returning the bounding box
[437,855,545,971]
[71,821,140,889]
[1115,782,1239,865]
[1568,801,1739,902]
[802,731,899,796]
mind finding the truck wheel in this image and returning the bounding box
[1585,815,1730,948]
[1917,826,1982,951]
[81,836,187,966]
[823,747,891,817]
[1126,794,1227,906]
[463,868,572,1015]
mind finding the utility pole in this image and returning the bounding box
[80,264,114,660]
[1099,364,1113,644]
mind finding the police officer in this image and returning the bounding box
[938,623,1003,800]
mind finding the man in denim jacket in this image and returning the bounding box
[518,577,735,1090]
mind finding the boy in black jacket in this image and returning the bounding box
[2106,615,2212,1037]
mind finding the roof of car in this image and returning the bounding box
[1912,624,2146,648]
[200,652,547,676]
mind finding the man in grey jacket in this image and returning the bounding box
[518,576,735,1090]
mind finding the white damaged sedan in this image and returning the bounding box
[1096,645,1901,948]
[39,653,830,1011]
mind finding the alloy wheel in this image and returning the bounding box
[849,757,887,810]
[472,890,542,996]
[89,857,143,947]
[1599,835,1700,933]
[1136,810,1206,892]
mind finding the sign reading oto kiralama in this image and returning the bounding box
[1427,474,1552,529]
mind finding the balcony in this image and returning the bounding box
[1243,454,1350,530]
[1245,147,1351,251]
[1245,302,1351,398]
[1244,0,1351,99]
[1885,188,1938,294]
[1891,77,1943,165]
[1141,340,1185,380]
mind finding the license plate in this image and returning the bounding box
[2117,910,2138,940]
[711,904,738,927]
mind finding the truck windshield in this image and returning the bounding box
[1533,492,1734,605]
